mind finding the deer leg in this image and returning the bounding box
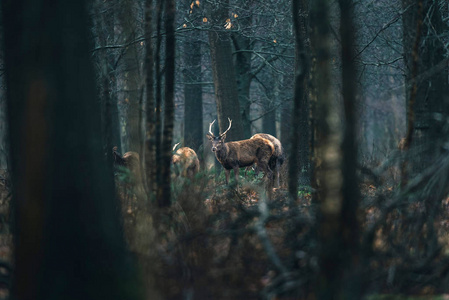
[234,167,239,185]
[276,160,280,188]
[258,162,274,186]
[225,169,230,184]
[254,165,260,177]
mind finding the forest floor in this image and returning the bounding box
[0,167,448,299]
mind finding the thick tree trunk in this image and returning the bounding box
[262,68,278,137]
[208,0,244,142]
[309,0,345,298]
[232,12,253,139]
[93,0,122,166]
[117,0,142,154]
[401,0,449,174]
[2,1,143,299]
[183,38,203,152]
[338,0,362,297]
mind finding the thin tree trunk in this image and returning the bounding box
[145,0,156,199]
[157,0,175,207]
[155,0,163,198]
[290,0,310,200]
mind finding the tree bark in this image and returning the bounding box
[2,1,143,299]
[338,0,362,297]
[156,0,176,207]
[401,0,449,174]
[309,0,344,298]
[183,38,203,152]
[232,4,253,139]
[290,0,310,199]
[93,0,122,166]
[117,0,142,154]
[208,0,245,142]
[145,0,157,198]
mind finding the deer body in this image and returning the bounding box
[172,146,200,178]
[207,119,274,185]
[251,133,285,187]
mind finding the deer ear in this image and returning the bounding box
[220,134,226,142]
[206,133,214,140]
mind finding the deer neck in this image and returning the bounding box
[215,143,229,164]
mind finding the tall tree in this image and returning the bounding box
[156,0,176,207]
[309,0,346,297]
[338,0,362,297]
[117,0,143,154]
[208,0,245,142]
[0,21,6,170]
[145,0,157,197]
[401,0,449,174]
[2,1,143,299]
[262,68,278,137]
[182,36,203,152]
[231,0,253,139]
[290,0,310,199]
[92,0,122,165]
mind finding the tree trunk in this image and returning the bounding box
[338,0,362,297]
[309,0,344,298]
[401,0,449,174]
[290,0,310,199]
[262,68,277,137]
[93,0,122,166]
[232,7,253,139]
[2,1,143,299]
[156,0,176,207]
[0,27,6,170]
[183,38,203,152]
[117,0,142,154]
[208,0,244,142]
[145,0,157,198]
[280,73,292,152]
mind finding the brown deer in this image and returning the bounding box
[206,118,274,186]
[250,133,285,188]
[172,143,200,179]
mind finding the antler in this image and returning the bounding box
[208,120,216,137]
[172,142,180,152]
[219,118,232,137]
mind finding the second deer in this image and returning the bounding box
[172,143,200,179]
[206,118,274,187]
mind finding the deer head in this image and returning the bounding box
[206,118,232,152]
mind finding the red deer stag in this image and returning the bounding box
[172,143,200,179]
[250,133,285,188]
[206,118,274,186]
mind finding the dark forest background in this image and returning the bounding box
[0,0,449,299]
